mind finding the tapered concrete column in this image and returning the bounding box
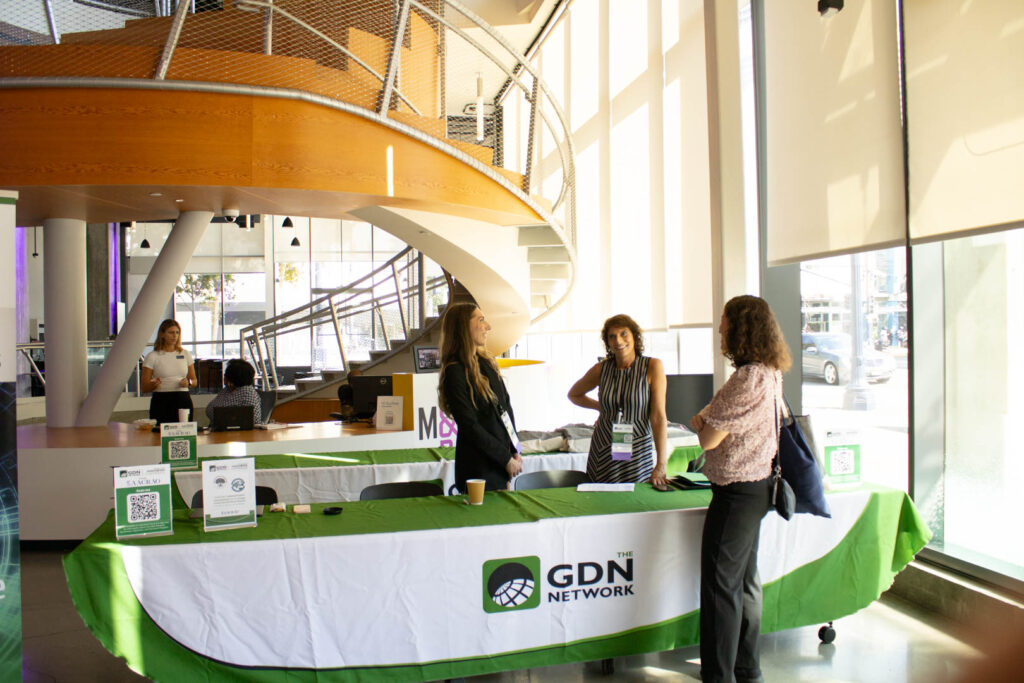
[76,211,213,426]
[43,218,88,427]
[705,0,753,389]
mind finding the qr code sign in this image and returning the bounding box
[168,439,190,460]
[384,413,394,426]
[830,447,856,475]
[128,492,160,522]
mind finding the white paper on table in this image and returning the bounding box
[576,483,635,492]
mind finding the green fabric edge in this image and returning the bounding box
[63,486,930,682]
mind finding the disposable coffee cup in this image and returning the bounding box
[178,408,190,423]
[466,479,486,505]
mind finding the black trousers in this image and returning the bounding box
[149,391,194,425]
[700,476,773,683]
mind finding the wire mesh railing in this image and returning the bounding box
[240,246,449,390]
[0,0,576,255]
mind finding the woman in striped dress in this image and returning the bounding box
[568,314,669,485]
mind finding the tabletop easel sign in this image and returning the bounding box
[823,429,861,487]
[113,464,173,540]
[201,457,257,532]
[375,395,404,431]
[160,422,198,470]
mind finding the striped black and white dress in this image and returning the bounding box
[586,355,654,483]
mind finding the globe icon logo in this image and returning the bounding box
[487,562,535,608]
[230,478,245,492]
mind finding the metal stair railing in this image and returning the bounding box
[0,0,577,321]
[240,247,451,391]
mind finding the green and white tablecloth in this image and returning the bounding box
[64,483,929,682]
[172,444,705,504]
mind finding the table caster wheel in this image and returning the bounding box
[818,623,836,644]
[601,658,615,675]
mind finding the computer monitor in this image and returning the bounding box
[211,405,255,432]
[349,375,393,419]
[664,374,714,425]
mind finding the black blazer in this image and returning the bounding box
[441,359,517,492]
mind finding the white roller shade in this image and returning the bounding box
[764,0,905,265]
[904,0,1024,242]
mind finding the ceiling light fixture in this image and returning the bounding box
[290,236,301,247]
[32,226,39,257]
[282,217,294,228]
[818,0,843,17]
[139,221,150,249]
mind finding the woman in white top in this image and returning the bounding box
[141,319,197,424]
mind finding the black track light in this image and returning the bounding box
[818,0,843,17]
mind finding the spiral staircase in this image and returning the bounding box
[0,0,576,414]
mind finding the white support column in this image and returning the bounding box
[75,211,213,426]
[42,218,88,427]
[704,0,753,389]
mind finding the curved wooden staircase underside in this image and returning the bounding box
[0,5,575,347]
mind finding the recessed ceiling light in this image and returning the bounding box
[175,198,184,203]
[149,192,162,197]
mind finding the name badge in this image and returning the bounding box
[611,422,633,461]
[500,409,521,453]
[176,355,185,359]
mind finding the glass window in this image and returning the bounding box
[800,247,909,492]
[913,228,1024,582]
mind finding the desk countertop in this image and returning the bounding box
[16,420,387,450]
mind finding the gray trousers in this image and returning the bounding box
[700,477,773,683]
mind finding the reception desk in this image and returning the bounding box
[17,421,424,539]
[64,483,930,681]
[17,421,700,538]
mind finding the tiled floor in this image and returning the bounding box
[20,545,982,682]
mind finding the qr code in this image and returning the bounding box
[830,447,856,475]
[168,439,190,460]
[384,413,394,426]
[128,492,160,522]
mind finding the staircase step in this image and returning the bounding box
[527,246,570,263]
[369,350,391,361]
[321,369,348,382]
[389,339,407,350]
[530,279,559,295]
[295,376,324,387]
[518,225,562,246]
[531,294,551,309]
[530,263,571,280]
[347,361,371,371]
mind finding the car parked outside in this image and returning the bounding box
[801,332,895,385]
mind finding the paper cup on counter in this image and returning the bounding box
[467,479,486,505]
[178,408,190,423]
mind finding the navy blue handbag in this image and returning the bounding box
[779,399,831,518]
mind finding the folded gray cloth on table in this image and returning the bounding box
[516,430,566,454]
[558,423,594,453]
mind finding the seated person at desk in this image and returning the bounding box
[205,359,261,426]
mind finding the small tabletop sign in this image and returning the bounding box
[823,429,861,486]
[375,395,404,431]
[201,457,257,532]
[161,421,198,470]
[113,463,173,540]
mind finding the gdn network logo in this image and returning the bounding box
[482,556,541,613]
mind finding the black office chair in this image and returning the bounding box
[359,481,444,501]
[513,469,590,491]
[190,485,279,509]
[257,389,276,424]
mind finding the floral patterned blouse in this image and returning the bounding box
[700,363,781,486]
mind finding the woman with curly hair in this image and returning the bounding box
[689,295,791,683]
[568,314,669,485]
[438,303,522,492]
